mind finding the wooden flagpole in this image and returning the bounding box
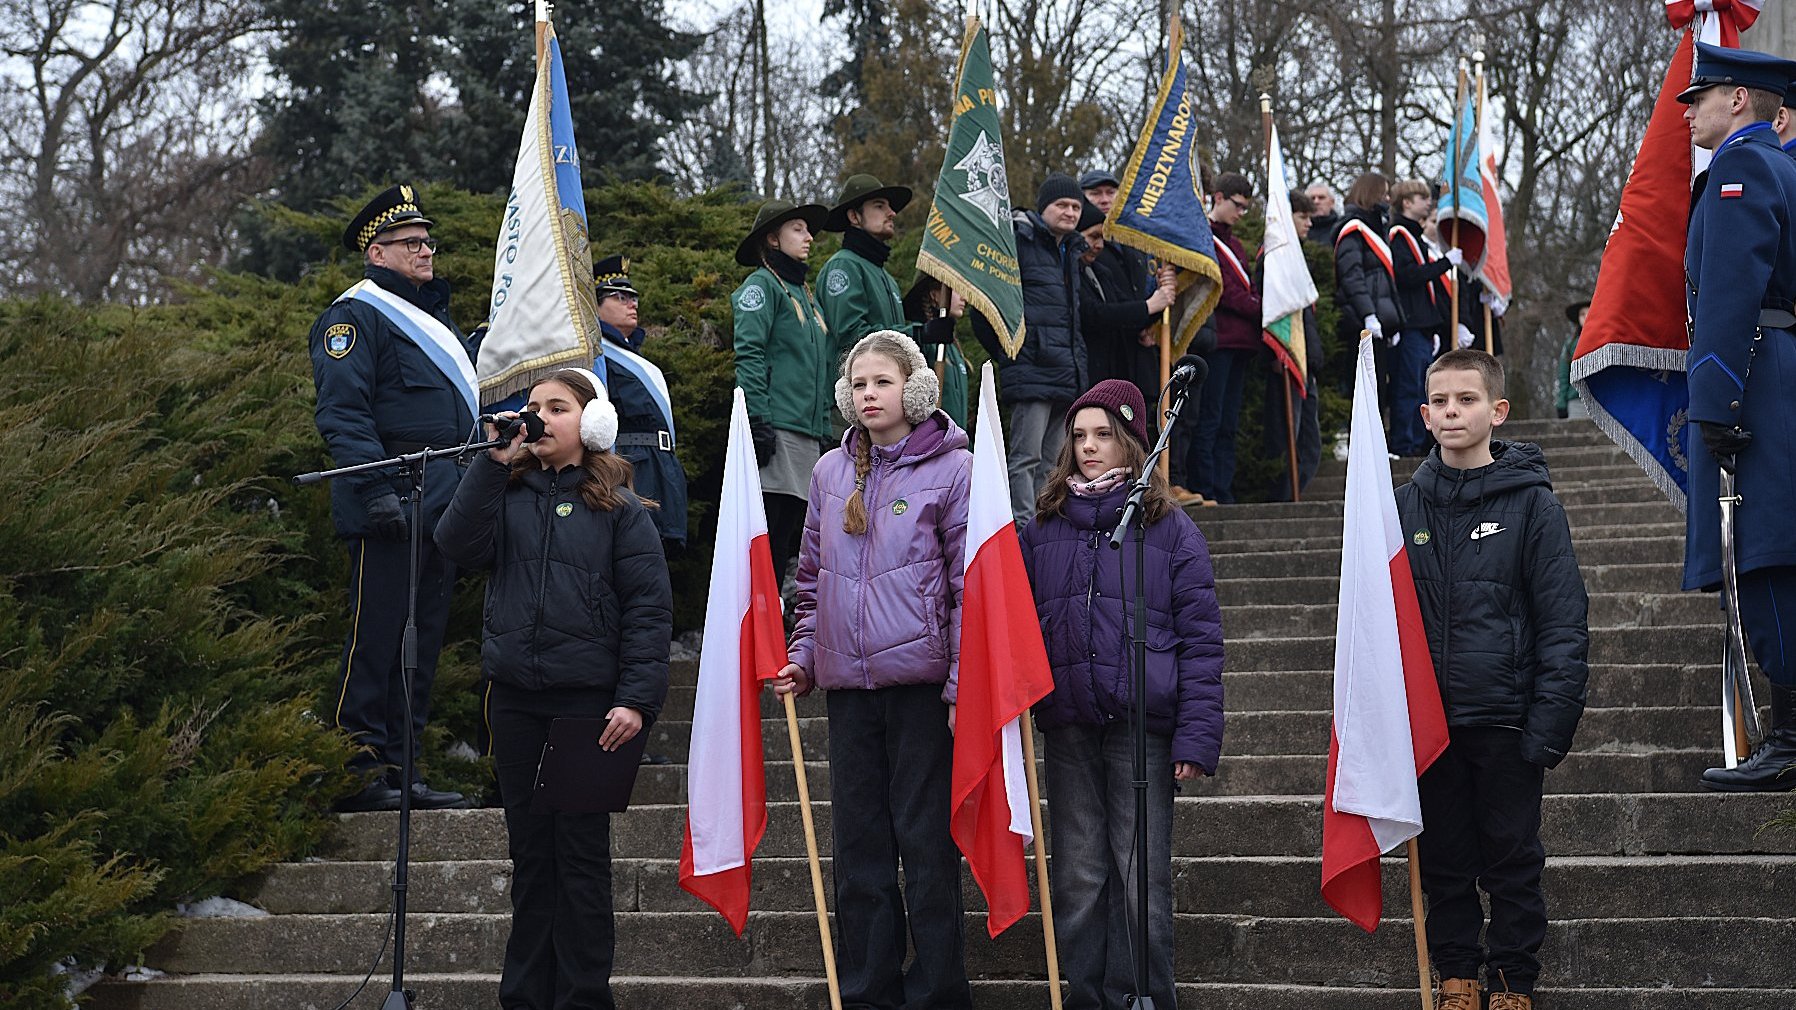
[1019,710,1064,1009]
[1448,60,1468,343]
[1474,49,1494,355]
[1158,302,1171,482]
[1262,92,1301,502]
[1407,839,1434,1010]
[783,692,843,1010]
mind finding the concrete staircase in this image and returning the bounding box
[92,419,1796,1008]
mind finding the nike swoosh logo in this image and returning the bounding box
[1469,525,1507,540]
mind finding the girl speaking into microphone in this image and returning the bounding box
[435,367,671,1010]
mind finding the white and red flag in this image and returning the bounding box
[1320,337,1450,932]
[1476,95,1512,309]
[680,388,785,934]
[951,363,1057,937]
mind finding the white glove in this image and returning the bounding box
[1363,314,1384,341]
[1432,334,1441,355]
[1445,247,1464,267]
[1457,323,1476,349]
[1481,290,1509,317]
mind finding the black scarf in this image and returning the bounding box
[764,248,809,285]
[842,227,891,266]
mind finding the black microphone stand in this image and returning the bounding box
[1108,359,1205,1010]
[293,431,516,1010]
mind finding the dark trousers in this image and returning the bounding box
[1263,371,1321,501]
[1044,724,1177,1010]
[1740,565,1796,686]
[1388,330,1436,456]
[331,536,455,779]
[1189,348,1256,503]
[765,492,807,586]
[1416,727,1547,996]
[826,685,972,1010]
[491,682,618,1010]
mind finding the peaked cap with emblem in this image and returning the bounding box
[342,184,434,253]
[735,199,829,268]
[823,174,914,232]
[593,254,637,297]
[1677,41,1796,104]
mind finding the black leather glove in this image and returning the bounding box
[364,492,410,541]
[1556,405,1569,420]
[1700,421,1752,473]
[749,418,777,463]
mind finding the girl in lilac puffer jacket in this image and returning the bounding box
[770,330,974,1009]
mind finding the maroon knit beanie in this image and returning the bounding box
[1066,379,1149,449]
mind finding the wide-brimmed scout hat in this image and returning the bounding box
[823,174,914,232]
[735,199,829,267]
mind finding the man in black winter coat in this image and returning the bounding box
[973,173,1090,524]
[1076,174,1177,433]
[1395,350,1588,1010]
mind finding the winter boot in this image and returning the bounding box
[1488,969,1533,1010]
[1702,684,1796,792]
[1435,977,1482,1010]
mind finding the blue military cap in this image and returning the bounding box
[1677,42,1796,104]
[593,254,636,297]
[1785,72,1796,109]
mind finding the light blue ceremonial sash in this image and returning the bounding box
[340,280,479,421]
[601,339,677,445]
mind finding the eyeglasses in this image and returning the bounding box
[1228,197,1253,213]
[373,236,438,254]
[604,292,640,305]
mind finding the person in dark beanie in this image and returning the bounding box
[972,172,1090,524]
[1188,172,1262,504]
[1019,377,1224,1010]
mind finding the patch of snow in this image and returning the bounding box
[176,896,269,918]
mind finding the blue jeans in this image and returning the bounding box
[1044,723,1177,1009]
[1189,348,1255,502]
[1388,330,1436,456]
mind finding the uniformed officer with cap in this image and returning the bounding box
[310,184,478,811]
[1775,71,1796,153]
[1679,42,1796,791]
[816,174,970,426]
[592,255,688,549]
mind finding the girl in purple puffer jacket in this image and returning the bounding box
[770,329,974,1010]
[1019,378,1226,1010]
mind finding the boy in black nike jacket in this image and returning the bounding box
[1395,349,1589,1010]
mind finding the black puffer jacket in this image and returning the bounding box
[974,210,1088,404]
[1388,215,1453,336]
[1333,203,1403,340]
[1394,441,1589,768]
[434,454,672,720]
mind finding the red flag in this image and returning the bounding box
[951,364,1057,937]
[680,389,786,934]
[1320,338,1450,932]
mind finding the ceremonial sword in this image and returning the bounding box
[1718,465,1761,767]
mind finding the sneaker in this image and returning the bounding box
[1436,978,1482,1010]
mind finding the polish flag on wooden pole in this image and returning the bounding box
[680,388,784,934]
[952,364,1059,949]
[1321,336,1450,937]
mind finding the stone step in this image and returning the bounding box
[1210,537,1683,580]
[132,910,1796,987]
[1198,478,1670,519]
[1303,464,1654,499]
[1221,593,1716,638]
[1193,500,1685,542]
[85,975,1796,1010]
[244,852,1796,920]
[322,793,1796,863]
[1204,522,1685,556]
[1309,443,1634,480]
[1217,625,1718,672]
[643,703,1732,764]
[1221,663,1730,712]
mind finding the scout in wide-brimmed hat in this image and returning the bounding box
[822,174,913,233]
[342,183,434,253]
[735,199,829,268]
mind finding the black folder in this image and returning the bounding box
[529,717,649,814]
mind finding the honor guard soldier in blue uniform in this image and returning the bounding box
[1679,43,1796,791]
[310,185,479,811]
[592,255,688,550]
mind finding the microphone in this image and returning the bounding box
[1170,354,1208,389]
[479,412,545,443]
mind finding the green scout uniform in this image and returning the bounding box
[733,266,834,442]
[818,246,970,427]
